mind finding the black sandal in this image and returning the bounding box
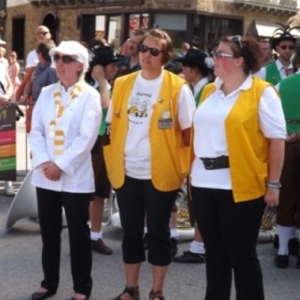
[149,290,164,300]
[111,285,140,300]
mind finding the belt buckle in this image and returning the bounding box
[203,158,214,169]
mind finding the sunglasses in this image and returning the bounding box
[279,45,295,50]
[36,31,49,36]
[53,54,78,64]
[139,44,163,57]
[230,35,243,49]
[213,51,235,59]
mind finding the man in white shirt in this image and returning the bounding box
[16,25,51,101]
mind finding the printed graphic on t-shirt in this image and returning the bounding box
[127,92,152,124]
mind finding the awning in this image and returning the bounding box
[247,20,300,38]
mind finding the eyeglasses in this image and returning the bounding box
[213,51,235,59]
[53,54,78,64]
[230,35,243,49]
[139,44,163,57]
[36,31,49,36]
[279,45,295,50]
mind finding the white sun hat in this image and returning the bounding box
[49,40,89,72]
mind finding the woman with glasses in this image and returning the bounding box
[29,41,102,300]
[190,36,286,300]
[105,29,195,300]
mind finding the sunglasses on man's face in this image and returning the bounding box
[53,54,78,64]
[279,45,295,50]
[36,31,49,36]
[139,44,163,57]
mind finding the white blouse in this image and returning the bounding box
[190,75,286,189]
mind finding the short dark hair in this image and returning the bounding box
[37,39,56,62]
[221,36,262,73]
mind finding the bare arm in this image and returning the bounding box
[264,138,285,207]
[15,66,34,101]
[92,65,110,109]
[181,127,191,147]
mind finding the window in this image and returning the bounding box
[153,14,187,48]
[12,17,25,60]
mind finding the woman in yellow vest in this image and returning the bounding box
[190,36,286,300]
[105,29,195,300]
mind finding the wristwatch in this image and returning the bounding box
[266,182,281,189]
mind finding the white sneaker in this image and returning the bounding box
[4,181,15,197]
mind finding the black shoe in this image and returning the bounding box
[69,297,89,300]
[173,251,205,263]
[170,238,178,257]
[143,233,148,250]
[32,290,56,300]
[296,256,300,269]
[274,254,289,268]
[91,238,113,255]
[288,238,300,256]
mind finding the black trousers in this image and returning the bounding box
[36,188,92,296]
[192,187,265,300]
[115,176,178,266]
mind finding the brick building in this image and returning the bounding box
[2,0,299,61]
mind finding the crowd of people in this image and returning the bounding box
[0,21,299,300]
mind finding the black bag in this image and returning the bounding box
[0,80,24,121]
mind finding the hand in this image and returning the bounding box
[42,162,62,181]
[286,132,300,143]
[0,95,11,108]
[18,94,28,105]
[264,188,279,207]
[92,65,105,82]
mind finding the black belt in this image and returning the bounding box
[199,155,229,170]
[286,119,300,124]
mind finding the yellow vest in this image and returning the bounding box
[192,77,271,202]
[104,70,189,191]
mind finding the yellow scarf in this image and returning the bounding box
[49,81,84,156]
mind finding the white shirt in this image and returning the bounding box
[0,57,9,69]
[29,82,102,193]
[190,75,286,189]
[107,70,195,179]
[254,59,293,81]
[193,77,209,99]
[276,68,300,90]
[25,50,39,68]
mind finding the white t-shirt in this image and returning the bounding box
[25,49,39,68]
[190,75,286,189]
[107,70,195,179]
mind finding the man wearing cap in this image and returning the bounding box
[255,28,297,85]
[16,25,51,101]
[85,45,124,255]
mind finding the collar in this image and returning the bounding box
[193,77,209,96]
[276,59,292,70]
[214,74,252,92]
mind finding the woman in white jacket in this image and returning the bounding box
[29,41,101,300]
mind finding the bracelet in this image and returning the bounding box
[266,182,281,189]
